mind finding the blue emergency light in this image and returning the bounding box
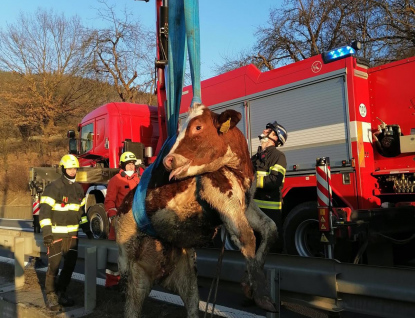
[322,45,356,64]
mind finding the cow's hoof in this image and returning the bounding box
[241,281,253,299]
[254,296,278,313]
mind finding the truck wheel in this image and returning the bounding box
[87,204,109,240]
[283,201,324,257]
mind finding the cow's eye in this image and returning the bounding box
[196,126,202,131]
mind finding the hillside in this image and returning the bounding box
[0,135,68,207]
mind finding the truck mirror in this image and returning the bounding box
[69,139,78,155]
[67,130,75,138]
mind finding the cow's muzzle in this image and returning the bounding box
[163,154,192,181]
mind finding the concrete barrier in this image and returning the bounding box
[0,206,32,220]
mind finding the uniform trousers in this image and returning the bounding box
[45,236,78,294]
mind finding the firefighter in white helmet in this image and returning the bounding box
[39,154,93,311]
[251,121,287,252]
[104,151,141,289]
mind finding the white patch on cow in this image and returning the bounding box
[170,103,205,154]
[201,170,246,215]
[199,171,256,257]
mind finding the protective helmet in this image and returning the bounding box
[59,154,79,169]
[266,121,288,146]
[120,152,137,164]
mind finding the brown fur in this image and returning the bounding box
[115,210,199,318]
[116,104,278,317]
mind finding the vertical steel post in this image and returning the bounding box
[316,157,334,259]
[14,237,25,289]
[96,246,108,270]
[266,268,280,318]
[84,246,97,313]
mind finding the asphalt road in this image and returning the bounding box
[0,218,383,318]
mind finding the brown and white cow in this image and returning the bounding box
[115,103,278,317]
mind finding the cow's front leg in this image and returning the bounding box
[162,248,199,318]
[245,198,278,267]
[199,173,256,257]
[200,174,277,313]
[124,262,152,318]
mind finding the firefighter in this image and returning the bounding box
[251,121,287,251]
[104,151,140,289]
[39,154,93,311]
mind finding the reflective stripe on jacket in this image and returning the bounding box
[251,146,287,210]
[39,175,87,237]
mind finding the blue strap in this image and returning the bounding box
[184,0,201,105]
[132,0,201,236]
[131,136,176,236]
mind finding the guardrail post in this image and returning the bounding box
[266,268,280,318]
[84,246,97,313]
[14,237,25,289]
[96,246,108,270]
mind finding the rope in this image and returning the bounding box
[204,235,226,318]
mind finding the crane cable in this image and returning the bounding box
[132,0,201,236]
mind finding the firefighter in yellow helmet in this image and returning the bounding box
[39,154,93,311]
[104,151,140,289]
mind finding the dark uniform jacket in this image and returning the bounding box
[251,146,287,210]
[39,175,88,238]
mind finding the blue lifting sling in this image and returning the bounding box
[132,0,201,236]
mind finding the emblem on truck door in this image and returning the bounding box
[359,103,367,118]
[311,61,322,73]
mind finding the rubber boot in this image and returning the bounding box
[58,290,75,307]
[108,223,116,241]
[105,273,120,290]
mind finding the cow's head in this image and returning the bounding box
[163,103,251,180]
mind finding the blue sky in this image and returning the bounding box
[0,0,281,79]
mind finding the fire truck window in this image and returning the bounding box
[80,123,94,154]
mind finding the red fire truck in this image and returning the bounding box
[179,48,415,265]
[29,0,415,265]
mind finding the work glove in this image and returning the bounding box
[43,235,54,248]
[85,231,94,240]
[107,208,117,224]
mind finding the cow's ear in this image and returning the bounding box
[217,110,241,133]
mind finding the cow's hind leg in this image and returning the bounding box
[124,262,152,318]
[162,248,199,318]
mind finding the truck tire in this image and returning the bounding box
[283,201,324,257]
[87,204,109,240]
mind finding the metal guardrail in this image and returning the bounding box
[1,229,415,318]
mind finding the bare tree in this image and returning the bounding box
[367,0,415,63]
[213,0,414,75]
[88,0,156,104]
[0,9,94,139]
[214,0,363,73]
